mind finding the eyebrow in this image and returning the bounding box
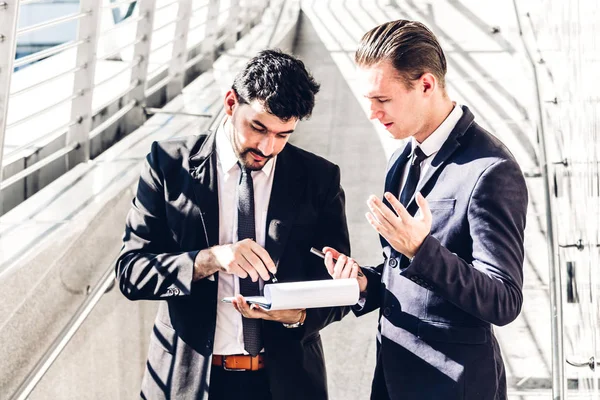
[365,95,389,100]
[252,119,295,134]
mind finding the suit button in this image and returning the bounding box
[383,307,391,317]
[172,288,180,295]
[389,258,398,268]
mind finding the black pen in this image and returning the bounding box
[269,271,278,283]
[310,247,364,277]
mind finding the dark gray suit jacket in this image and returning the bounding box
[116,130,351,400]
[356,106,528,400]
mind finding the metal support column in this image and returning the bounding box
[225,0,239,49]
[202,0,220,63]
[66,0,103,168]
[0,0,20,196]
[167,0,192,100]
[126,0,158,130]
[511,1,565,398]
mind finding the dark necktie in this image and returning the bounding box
[397,146,427,269]
[237,163,263,356]
[399,146,427,207]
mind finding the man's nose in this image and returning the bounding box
[258,135,275,156]
[369,105,383,121]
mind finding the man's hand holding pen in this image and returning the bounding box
[319,247,368,293]
[193,238,278,282]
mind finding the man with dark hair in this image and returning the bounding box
[322,20,527,399]
[116,49,350,400]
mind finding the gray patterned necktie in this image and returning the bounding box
[237,163,263,356]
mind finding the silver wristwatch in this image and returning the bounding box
[282,320,303,328]
[282,311,305,328]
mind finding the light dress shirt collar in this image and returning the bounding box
[410,103,463,158]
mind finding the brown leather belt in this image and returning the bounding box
[212,354,266,371]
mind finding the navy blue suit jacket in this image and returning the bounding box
[356,106,528,400]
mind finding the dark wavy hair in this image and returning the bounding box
[232,49,320,121]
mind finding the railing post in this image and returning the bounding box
[126,0,158,130]
[511,1,565,398]
[0,0,20,201]
[66,0,103,168]
[225,0,239,49]
[238,0,252,36]
[166,0,192,100]
[202,0,220,63]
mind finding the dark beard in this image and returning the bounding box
[238,149,271,171]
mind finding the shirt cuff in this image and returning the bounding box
[353,291,368,311]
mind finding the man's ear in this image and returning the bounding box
[421,73,436,96]
[224,89,237,116]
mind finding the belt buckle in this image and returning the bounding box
[221,355,247,372]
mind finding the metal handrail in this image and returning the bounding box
[188,19,207,33]
[9,259,117,400]
[217,5,231,15]
[93,80,139,113]
[191,2,208,13]
[1,0,272,210]
[153,17,182,33]
[98,38,144,61]
[511,1,565,399]
[92,58,141,89]
[17,12,89,36]
[89,99,137,139]
[150,35,179,54]
[4,120,78,159]
[154,0,179,12]
[13,39,87,68]
[6,92,82,129]
[184,49,209,69]
[19,0,54,5]
[100,15,145,36]
[0,142,79,191]
[10,65,85,97]
[145,74,172,97]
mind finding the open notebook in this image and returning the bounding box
[221,279,359,310]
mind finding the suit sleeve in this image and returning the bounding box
[115,141,197,301]
[301,165,352,335]
[351,262,384,316]
[400,159,527,326]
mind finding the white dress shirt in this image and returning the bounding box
[213,118,277,355]
[398,104,464,193]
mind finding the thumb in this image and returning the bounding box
[416,193,432,225]
[322,246,341,259]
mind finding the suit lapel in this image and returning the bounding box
[384,142,412,200]
[188,131,220,248]
[405,106,476,214]
[380,142,412,248]
[265,147,305,271]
